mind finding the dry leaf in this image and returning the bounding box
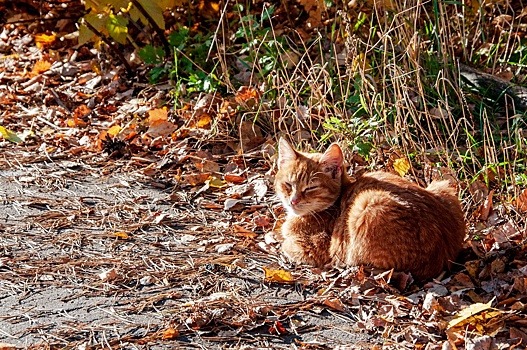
[73,104,91,118]
[35,33,56,49]
[148,107,168,122]
[232,224,258,238]
[269,320,288,335]
[263,267,295,283]
[393,157,411,177]
[162,327,179,340]
[446,300,505,338]
[207,176,227,188]
[515,189,527,213]
[322,297,347,312]
[192,114,212,129]
[224,198,242,211]
[224,173,246,184]
[146,120,177,138]
[235,86,260,107]
[0,126,22,143]
[30,60,51,76]
[99,268,119,282]
[476,189,494,221]
[66,117,88,128]
[108,125,122,137]
[113,231,129,239]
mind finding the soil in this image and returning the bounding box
[0,158,375,349]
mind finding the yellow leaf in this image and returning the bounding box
[263,267,294,283]
[34,33,56,49]
[135,0,165,29]
[108,125,122,137]
[207,176,227,188]
[192,114,212,129]
[0,126,22,143]
[30,60,51,76]
[447,300,493,329]
[113,231,129,239]
[393,157,411,177]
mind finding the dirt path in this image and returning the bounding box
[0,157,374,348]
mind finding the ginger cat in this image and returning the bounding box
[274,138,466,281]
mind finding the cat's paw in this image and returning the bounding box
[281,238,307,264]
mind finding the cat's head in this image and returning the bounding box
[275,138,344,216]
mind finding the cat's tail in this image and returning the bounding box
[426,180,458,199]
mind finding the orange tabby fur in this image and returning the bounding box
[275,138,466,281]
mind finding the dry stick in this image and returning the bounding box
[129,0,171,58]
[81,19,133,76]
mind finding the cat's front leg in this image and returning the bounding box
[281,235,308,264]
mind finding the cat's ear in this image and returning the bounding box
[277,138,297,169]
[320,143,343,179]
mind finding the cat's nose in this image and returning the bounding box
[290,196,301,206]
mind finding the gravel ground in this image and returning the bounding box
[0,158,375,349]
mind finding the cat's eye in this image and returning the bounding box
[303,185,317,193]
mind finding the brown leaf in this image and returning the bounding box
[510,327,527,346]
[145,120,177,138]
[190,113,212,129]
[235,86,260,107]
[148,108,168,123]
[268,320,287,335]
[515,189,527,213]
[322,297,347,312]
[475,189,494,221]
[113,231,129,240]
[232,224,257,238]
[73,104,91,118]
[66,117,88,128]
[224,173,246,184]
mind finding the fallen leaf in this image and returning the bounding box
[113,231,129,239]
[194,113,212,128]
[322,297,347,312]
[99,268,119,282]
[476,189,494,221]
[148,107,168,122]
[145,120,176,138]
[393,157,411,177]
[73,104,91,118]
[162,327,179,340]
[66,117,88,128]
[515,189,527,213]
[0,126,22,143]
[35,33,56,49]
[269,320,288,335]
[108,125,122,137]
[263,267,294,283]
[447,301,494,330]
[224,198,242,211]
[207,176,227,188]
[216,243,235,253]
[224,173,246,184]
[30,60,51,76]
[232,224,257,238]
[235,86,260,107]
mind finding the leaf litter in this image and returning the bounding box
[0,2,527,349]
